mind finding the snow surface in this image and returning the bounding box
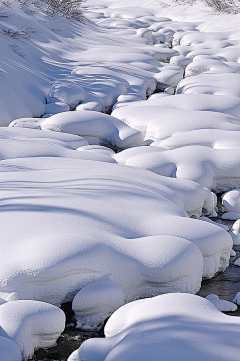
[2,0,240,356]
[115,146,240,192]
[69,293,240,361]
[0,300,65,359]
[206,294,237,312]
[0,157,218,305]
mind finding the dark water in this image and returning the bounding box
[198,245,240,316]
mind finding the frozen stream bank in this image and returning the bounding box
[1,0,240,359]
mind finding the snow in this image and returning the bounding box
[222,190,240,214]
[72,279,124,331]
[114,146,240,192]
[40,110,143,149]
[206,294,237,312]
[2,0,240,357]
[69,293,240,361]
[0,300,65,359]
[229,220,240,245]
[0,157,231,307]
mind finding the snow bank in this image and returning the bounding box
[153,129,240,150]
[112,105,240,142]
[115,145,240,192]
[70,293,240,361]
[0,157,231,306]
[41,110,143,149]
[222,190,240,214]
[0,300,65,360]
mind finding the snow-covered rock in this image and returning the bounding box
[229,219,240,245]
[72,279,124,331]
[115,145,240,192]
[47,80,86,108]
[206,294,237,312]
[0,300,65,360]
[222,190,240,214]
[41,110,143,149]
[112,106,240,142]
[3,126,89,149]
[233,292,240,305]
[153,129,240,150]
[0,157,231,305]
[70,293,240,361]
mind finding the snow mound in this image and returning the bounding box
[112,106,240,142]
[206,294,237,312]
[229,219,240,245]
[153,129,240,150]
[47,80,87,108]
[222,190,240,214]
[70,293,240,361]
[0,157,231,305]
[41,110,143,149]
[0,300,65,360]
[177,73,240,98]
[114,93,240,119]
[233,292,240,305]
[72,279,124,331]
[115,145,240,192]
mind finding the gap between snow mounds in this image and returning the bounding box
[41,14,192,117]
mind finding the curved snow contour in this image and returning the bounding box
[0,300,65,360]
[0,337,21,361]
[0,157,231,306]
[115,146,240,192]
[70,293,240,361]
[153,129,240,150]
[40,110,143,149]
[5,126,89,149]
[112,105,240,142]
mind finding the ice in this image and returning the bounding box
[72,279,124,331]
[0,157,231,306]
[206,294,237,312]
[70,293,240,361]
[0,300,65,360]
